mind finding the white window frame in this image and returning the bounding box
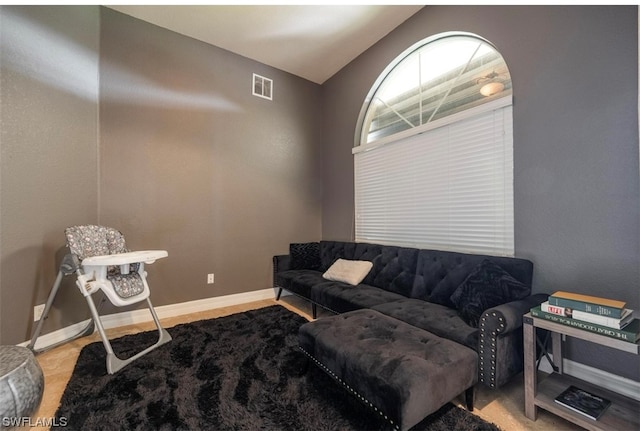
[353,33,514,256]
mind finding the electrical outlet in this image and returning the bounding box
[207,273,214,284]
[34,304,45,322]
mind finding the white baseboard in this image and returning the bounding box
[20,288,278,351]
[19,320,95,351]
[101,288,277,327]
[539,354,640,401]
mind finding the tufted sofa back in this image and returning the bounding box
[319,241,382,285]
[368,246,419,296]
[411,250,533,306]
[320,241,419,296]
[319,241,380,270]
[317,241,533,306]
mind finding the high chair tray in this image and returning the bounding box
[82,250,168,266]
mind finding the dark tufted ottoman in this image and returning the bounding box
[298,309,478,431]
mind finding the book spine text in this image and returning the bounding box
[548,296,623,318]
[541,301,568,316]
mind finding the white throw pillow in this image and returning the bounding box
[322,258,373,286]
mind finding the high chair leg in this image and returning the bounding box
[85,295,172,374]
[28,255,94,354]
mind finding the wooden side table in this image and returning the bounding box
[523,312,640,431]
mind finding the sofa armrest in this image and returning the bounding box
[273,254,291,287]
[478,293,548,388]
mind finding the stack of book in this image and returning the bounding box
[530,291,640,344]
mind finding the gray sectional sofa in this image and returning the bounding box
[273,240,547,389]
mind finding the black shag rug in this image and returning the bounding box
[54,305,501,431]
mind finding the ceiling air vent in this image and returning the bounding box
[252,73,273,100]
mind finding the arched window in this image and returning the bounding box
[353,33,514,256]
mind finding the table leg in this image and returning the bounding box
[552,332,563,374]
[523,317,538,420]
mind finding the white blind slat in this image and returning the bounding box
[354,105,514,256]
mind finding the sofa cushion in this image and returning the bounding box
[275,270,325,298]
[322,258,373,285]
[372,298,479,350]
[290,242,321,270]
[311,282,407,314]
[450,259,531,327]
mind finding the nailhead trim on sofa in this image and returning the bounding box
[299,347,400,430]
[479,311,505,388]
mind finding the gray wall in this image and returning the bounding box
[0,6,100,343]
[0,6,322,344]
[98,9,322,314]
[321,5,640,380]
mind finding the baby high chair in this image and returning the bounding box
[28,225,171,374]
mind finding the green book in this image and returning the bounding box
[548,291,625,318]
[530,305,640,343]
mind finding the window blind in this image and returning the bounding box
[354,104,514,256]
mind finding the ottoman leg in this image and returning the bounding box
[312,303,317,319]
[465,386,474,411]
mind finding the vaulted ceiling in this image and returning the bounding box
[108,5,424,84]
